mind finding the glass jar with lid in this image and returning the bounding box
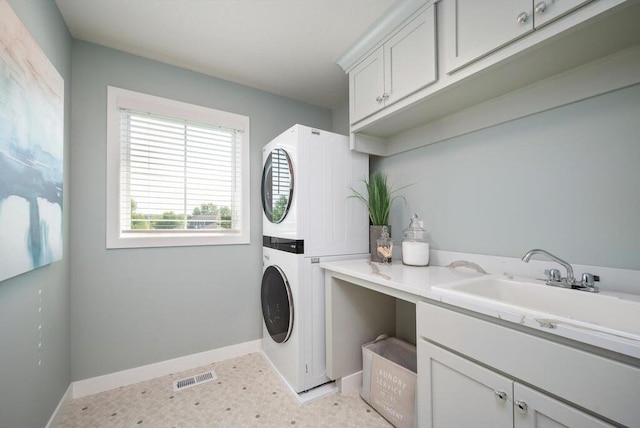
[402,214,429,266]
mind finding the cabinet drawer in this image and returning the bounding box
[417,301,640,427]
[514,383,615,428]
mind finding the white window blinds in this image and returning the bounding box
[119,109,243,234]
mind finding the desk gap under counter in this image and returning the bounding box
[322,256,487,384]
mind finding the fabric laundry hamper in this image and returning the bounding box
[361,335,417,428]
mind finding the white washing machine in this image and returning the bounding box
[261,124,369,394]
[261,247,366,394]
[261,124,369,256]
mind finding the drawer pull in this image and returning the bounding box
[516,12,529,24]
[495,390,507,401]
[515,400,528,414]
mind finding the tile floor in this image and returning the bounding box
[58,352,392,427]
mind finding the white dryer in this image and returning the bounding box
[261,247,366,394]
[261,124,369,256]
[261,124,369,395]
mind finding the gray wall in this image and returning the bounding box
[374,84,640,271]
[0,1,72,427]
[332,101,350,135]
[70,41,332,381]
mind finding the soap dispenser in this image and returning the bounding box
[402,214,429,266]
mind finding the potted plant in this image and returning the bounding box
[350,171,408,262]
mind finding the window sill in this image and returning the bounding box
[106,232,250,249]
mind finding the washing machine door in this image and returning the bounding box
[261,148,293,223]
[261,265,293,343]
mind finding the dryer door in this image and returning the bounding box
[261,148,293,223]
[261,265,294,343]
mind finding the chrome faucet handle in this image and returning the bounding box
[581,273,595,287]
[574,272,599,293]
[544,268,571,288]
[545,268,562,282]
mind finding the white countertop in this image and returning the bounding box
[320,258,483,300]
[322,258,640,360]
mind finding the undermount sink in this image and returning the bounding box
[433,275,640,339]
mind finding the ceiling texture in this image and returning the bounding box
[55,0,397,109]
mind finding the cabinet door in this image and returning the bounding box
[513,383,615,428]
[418,339,513,428]
[349,47,384,124]
[384,5,437,106]
[533,0,594,28]
[443,0,534,73]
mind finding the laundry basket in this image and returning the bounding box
[361,335,417,428]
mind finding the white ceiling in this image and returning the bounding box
[55,0,397,109]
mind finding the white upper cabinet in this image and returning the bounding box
[350,47,385,124]
[384,7,437,107]
[349,5,437,124]
[533,0,594,28]
[443,0,534,73]
[338,0,638,155]
[443,0,596,74]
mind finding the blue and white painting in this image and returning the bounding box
[0,0,64,283]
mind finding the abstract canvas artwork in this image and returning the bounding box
[0,0,64,282]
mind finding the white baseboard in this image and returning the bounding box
[337,370,362,395]
[72,339,262,399]
[45,383,72,428]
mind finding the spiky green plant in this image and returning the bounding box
[349,171,409,225]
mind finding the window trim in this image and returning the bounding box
[106,86,250,249]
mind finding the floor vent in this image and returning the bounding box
[173,370,217,392]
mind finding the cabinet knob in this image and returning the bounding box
[495,390,507,401]
[516,12,529,24]
[535,1,547,14]
[382,93,389,101]
[376,96,383,104]
[515,400,528,414]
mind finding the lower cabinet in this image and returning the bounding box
[418,339,614,428]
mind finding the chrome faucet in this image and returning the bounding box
[522,249,575,284]
[521,249,598,293]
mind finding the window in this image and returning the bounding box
[106,86,250,248]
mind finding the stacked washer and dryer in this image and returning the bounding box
[260,124,368,396]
